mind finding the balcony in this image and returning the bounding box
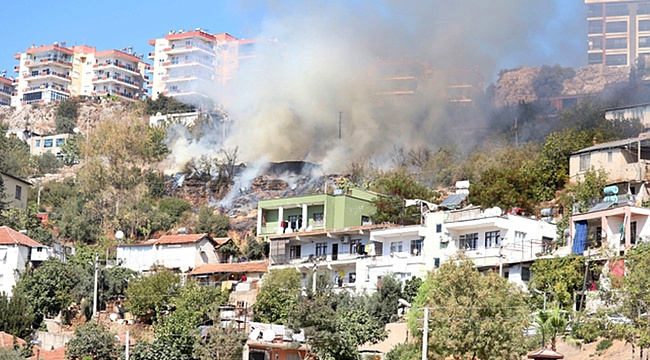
[161,58,214,70]
[147,52,155,60]
[23,83,69,94]
[0,99,9,106]
[92,75,140,89]
[92,88,139,101]
[164,43,215,56]
[162,73,213,83]
[94,60,141,75]
[0,88,12,96]
[13,65,19,73]
[26,58,72,68]
[24,70,71,82]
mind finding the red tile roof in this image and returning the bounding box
[94,49,142,62]
[32,346,66,360]
[25,44,74,55]
[0,227,43,247]
[0,331,25,348]
[189,261,269,275]
[155,233,210,245]
[164,31,216,42]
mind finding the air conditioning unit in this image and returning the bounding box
[439,235,449,243]
[340,235,350,243]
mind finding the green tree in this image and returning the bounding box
[125,268,180,323]
[145,171,166,199]
[371,169,438,225]
[403,276,423,304]
[159,198,192,224]
[411,256,529,360]
[130,340,186,360]
[244,236,267,260]
[385,343,419,360]
[196,206,229,237]
[533,306,580,351]
[55,97,80,123]
[31,152,62,176]
[195,323,247,360]
[0,291,34,340]
[528,255,586,308]
[147,126,169,161]
[367,274,403,326]
[289,292,386,360]
[0,347,26,360]
[57,196,102,243]
[0,127,30,178]
[421,146,460,188]
[60,133,83,166]
[253,268,301,324]
[143,94,195,115]
[0,176,9,223]
[66,322,120,360]
[532,64,576,99]
[55,116,76,134]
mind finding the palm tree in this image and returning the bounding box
[534,306,581,351]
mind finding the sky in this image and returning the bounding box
[0,0,586,83]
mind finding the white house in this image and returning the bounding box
[116,233,232,274]
[605,102,650,131]
[0,226,46,296]
[439,206,556,288]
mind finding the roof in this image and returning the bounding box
[189,261,269,275]
[572,136,650,155]
[164,30,216,42]
[94,49,142,63]
[605,102,650,112]
[0,331,25,348]
[0,171,31,186]
[0,77,13,85]
[527,348,564,359]
[154,233,211,244]
[118,234,229,247]
[0,227,43,247]
[32,346,66,360]
[25,44,74,55]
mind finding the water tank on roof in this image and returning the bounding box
[604,195,619,203]
[455,180,470,189]
[604,185,619,195]
[540,208,554,217]
[262,329,276,342]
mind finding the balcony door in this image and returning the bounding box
[332,243,338,261]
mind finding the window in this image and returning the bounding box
[631,221,638,245]
[390,241,403,253]
[640,3,650,15]
[436,224,442,233]
[514,231,526,247]
[288,215,298,230]
[35,140,41,147]
[588,4,603,17]
[589,20,603,34]
[36,247,43,252]
[608,151,613,162]
[44,139,53,148]
[15,185,22,200]
[606,37,627,49]
[289,245,301,259]
[316,243,327,257]
[606,54,628,66]
[350,239,363,255]
[641,36,650,48]
[361,215,371,225]
[641,20,650,31]
[348,272,356,283]
[606,21,627,33]
[589,52,603,65]
[485,231,501,248]
[434,258,440,268]
[460,233,478,250]
[521,267,531,282]
[55,138,65,147]
[579,154,591,171]
[410,239,424,256]
[606,3,628,16]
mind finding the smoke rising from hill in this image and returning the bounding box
[165,0,581,173]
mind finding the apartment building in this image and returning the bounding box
[0,171,30,211]
[13,43,147,109]
[0,76,14,106]
[0,227,45,297]
[147,29,276,101]
[586,0,650,66]
[256,188,377,238]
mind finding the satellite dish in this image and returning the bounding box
[115,231,124,240]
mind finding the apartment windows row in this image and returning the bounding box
[459,231,502,251]
[34,138,66,148]
[389,239,424,256]
[587,52,628,66]
[588,3,650,18]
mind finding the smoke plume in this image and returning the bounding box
[165,0,583,173]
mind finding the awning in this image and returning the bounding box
[572,220,588,255]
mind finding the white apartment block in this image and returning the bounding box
[12,43,148,109]
[586,0,650,66]
[147,29,274,102]
[0,76,14,106]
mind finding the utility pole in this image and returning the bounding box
[421,307,429,360]
[93,253,99,320]
[125,330,130,360]
[338,111,342,140]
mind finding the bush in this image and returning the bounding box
[596,339,613,351]
[32,152,63,175]
[196,206,229,237]
[159,197,192,224]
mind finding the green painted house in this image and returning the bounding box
[256,188,378,237]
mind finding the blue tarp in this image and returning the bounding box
[572,220,588,255]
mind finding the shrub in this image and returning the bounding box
[596,339,613,352]
[159,197,192,224]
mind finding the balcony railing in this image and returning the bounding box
[93,89,137,100]
[24,70,71,81]
[94,60,141,73]
[0,99,9,106]
[23,83,69,93]
[162,58,214,68]
[27,57,72,67]
[165,43,215,53]
[92,75,140,88]
[0,88,12,95]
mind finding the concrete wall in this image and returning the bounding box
[0,173,29,211]
[36,330,72,349]
[0,244,30,297]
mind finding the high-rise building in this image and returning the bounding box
[12,42,148,109]
[586,0,650,67]
[146,29,277,102]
